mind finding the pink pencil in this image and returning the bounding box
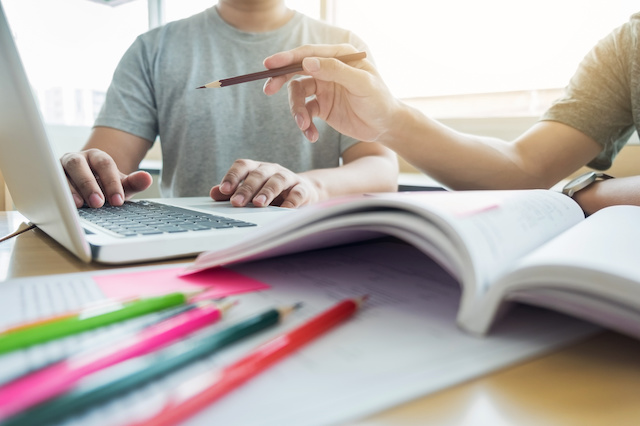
[0,300,234,421]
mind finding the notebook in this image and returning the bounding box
[0,4,294,265]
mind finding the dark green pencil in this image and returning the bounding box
[2,304,301,426]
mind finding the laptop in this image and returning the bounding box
[0,3,294,264]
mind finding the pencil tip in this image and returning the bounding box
[279,302,303,318]
[219,299,238,313]
[355,295,370,307]
[196,86,206,89]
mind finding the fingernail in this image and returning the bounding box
[254,194,267,206]
[295,113,304,129]
[89,193,103,207]
[73,194,83,206]
[304,58,320,72]
[220,182,231,193]
[231,194,245,205]
[262,78,271,93]
[111,193,123,206]
[305,129,317,142]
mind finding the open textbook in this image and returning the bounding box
[185,189,640,340]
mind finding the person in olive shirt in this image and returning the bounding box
[265,12,640,216]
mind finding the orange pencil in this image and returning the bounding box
[0,296,139,334]
[128,296,368,426]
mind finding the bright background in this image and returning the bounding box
[3,0,638,125]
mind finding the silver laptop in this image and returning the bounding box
[0,4,294,264]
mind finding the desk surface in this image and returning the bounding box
[1,211,639,425]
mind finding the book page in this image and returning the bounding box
[367,191,584,324]
[186,190,584,331]
[399,190,584,294]
[472,205,640,337]
[0,241,597,426]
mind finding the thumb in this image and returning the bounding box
[122,170,153,198]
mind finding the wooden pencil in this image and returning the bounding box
[196,51,367,89]
[127,296,368,426]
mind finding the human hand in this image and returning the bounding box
[60,149,153,208]
[263,44,402,144]
[210,159,321,208]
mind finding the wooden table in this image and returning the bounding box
[1,211,639,425]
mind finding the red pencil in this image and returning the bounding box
[128,296,368,426]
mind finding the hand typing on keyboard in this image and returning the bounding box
[61,139,153,209]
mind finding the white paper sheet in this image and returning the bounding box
[0,240,598,426]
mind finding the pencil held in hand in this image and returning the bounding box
[196,51,367,89]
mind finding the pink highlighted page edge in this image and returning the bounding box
[93,267,269,300]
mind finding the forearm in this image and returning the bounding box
[379,104,551,190]
[300,152,398,200]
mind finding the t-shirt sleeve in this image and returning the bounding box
[93,35,159,144]
[540,19,637,170]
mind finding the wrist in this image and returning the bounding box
[562,171,614,216]
[298,172,326,203]
[572,183,601,216]
[379,102,426,150]
[378,102,447,172]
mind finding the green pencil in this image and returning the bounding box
[1,304,301,426]
[0,291,202,355]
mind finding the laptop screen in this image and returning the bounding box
[0,3,92,261]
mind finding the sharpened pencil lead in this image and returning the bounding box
[208,299,237,314]
[184,285,218,299]
[356,295,370,307]
[279,302,304,318]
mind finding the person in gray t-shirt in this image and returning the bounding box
[61,1,398,209]
[266,12,640,216]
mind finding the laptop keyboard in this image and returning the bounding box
[78,200,256,237]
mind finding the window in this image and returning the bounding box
[326,0,639,118]
[164,1,321,23]
[5,1,639,124]
[3,0,148,126]
[163,0,216,22]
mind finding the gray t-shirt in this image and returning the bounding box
[541,12,640,170]
[94,8,367,197]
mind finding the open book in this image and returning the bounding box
[184,189,640,340]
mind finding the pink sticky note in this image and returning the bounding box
[93,267,269,300]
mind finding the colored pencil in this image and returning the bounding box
[129,296,368,426]
[0,303,200,388]
[196,51,367,89]
[0,296,140,334]
[0,289,207,355]
[1,304,300,426]
[0,300,234,421]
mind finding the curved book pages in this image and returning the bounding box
[184,189,640,339]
